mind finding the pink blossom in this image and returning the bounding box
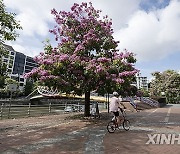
[97,57,110,63]
[115,78,125,84]
[95,65,104,73]
[51,8,57,15]
[74,44,85,53]
[40,75,58,81]
[39,70,49,76]
[59,54,69,61]
[42,59,54,65]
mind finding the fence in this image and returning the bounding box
[0,102,84,120]
[0,100,105,120]
[134,97,159,107]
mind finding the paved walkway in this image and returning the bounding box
[0,104,180,154]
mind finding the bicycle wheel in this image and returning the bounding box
[123,119,130,131]
[107,121,116,133]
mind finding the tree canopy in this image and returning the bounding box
[0,0,22,42]
[25,2,138,116]
[150,70,180,103]
[0,0,22,88]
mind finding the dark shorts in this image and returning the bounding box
[113,111,119,117]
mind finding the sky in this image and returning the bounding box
[4,0,180,80]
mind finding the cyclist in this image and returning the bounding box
[109,92,126,127]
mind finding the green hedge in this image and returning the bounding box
[0,89,23,98]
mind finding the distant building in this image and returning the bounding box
[136,73,148,90]
[2,44,38,91]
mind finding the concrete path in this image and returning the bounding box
[0,104,180,154]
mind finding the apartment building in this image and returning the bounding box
[136,73,148,90]
[2,44,38,91]
[131,72,148,90]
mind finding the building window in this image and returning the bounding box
[4,55,8,58]
[11,76,17,80]
[20,83,24,86]
[20,78,24,82]
[9,59,13,64]
[3,59,8,63]
[8,69,12,73]
[8,64,13,68]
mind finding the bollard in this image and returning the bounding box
[0,103,4,120]
[28,102,31,117]
[49,102,52,113]
[8,102,11,119]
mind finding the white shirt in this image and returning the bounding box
[109,96,120,112]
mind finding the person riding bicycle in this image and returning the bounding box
[109,92,126,127]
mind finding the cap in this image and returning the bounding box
[113,91,119,96]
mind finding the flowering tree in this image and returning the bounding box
[25,2,138,116]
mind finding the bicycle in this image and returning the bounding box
[107,108,130,133]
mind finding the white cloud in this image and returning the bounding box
[4,0,59,37]
[4,0,141,57]
[114,0,180,62]
[3,0,180,63]
[4,0,73,56]
[86,0,141,29]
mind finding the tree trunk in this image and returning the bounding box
[84,91,90,117]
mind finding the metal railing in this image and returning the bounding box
[0,101,106,120]
[0,102,83,120]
